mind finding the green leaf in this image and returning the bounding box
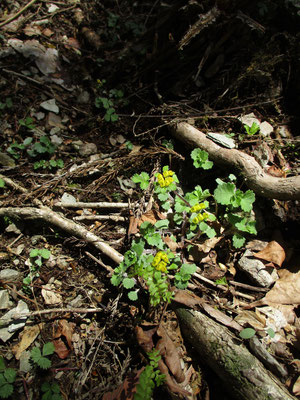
[42,392,52,400]
[157,192,169,202]
[128,291,138,301]
[23,137,33,146]
[0,179,4,188]
[131,239,145,258]
[214,182,235,205]
[110,274,122,286]
[0,383,14,398]
[180,263,197,275]
[123,278,135,289]
[191,149,213,169]
[131,172,150,190]
[110,113,118,122]
[239,328,256,339]
[267,328,275,338]
[43,342,55,356]
[3,369,16,384]
[30,347,42,363]
[232,233,246,248]
[154,220,169,229]
[39,249,51,259]
[30,249,39,258]
[215,277,228,286]
[41,382,51,392]
[0,358,5,371]
[240,190,255,212]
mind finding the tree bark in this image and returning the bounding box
[170,121,300,200]
[175,307,296,400]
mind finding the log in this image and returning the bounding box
[170,121,300,200]
[175,307,296,400]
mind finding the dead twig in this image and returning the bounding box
[0,0,39,28]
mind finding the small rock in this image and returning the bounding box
[5,223,22,234]
[78,142,97,156]
[61,192,76,204]
[19,351,32,373]
[0,152,15,167]
[238,250,277,287]
[40,98,59,114]
[0,300,29,342]
[260,121,273,137]
[0,269,21,281]
[0,290,13,309]
[77,90,90,104]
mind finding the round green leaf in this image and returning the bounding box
[239,328,256,339]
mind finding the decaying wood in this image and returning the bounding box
[175,307,296,400]
[170,121,300,200]
[0,207,123,264]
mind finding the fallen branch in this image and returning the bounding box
[0,207,123,264]
[175,307,296,400]
[170,121,300,200]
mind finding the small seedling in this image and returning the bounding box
[244,122,260,136]
[191,148,214,169]
[31,342,55,369]
[41,381,62,400]
[19,117,35,130]
[0,357,16,399]
[34,159,64,170]
[6,137,33,159]
[27,136,56,157]
[23,248,51,291]
[0,98,13,111]
[239,327,275,339]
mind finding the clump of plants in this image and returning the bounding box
[111,149,256,306]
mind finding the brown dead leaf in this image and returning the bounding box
[264,269,300,304]
[139,209,166,226]
[254,240,285,267]
[267,166,286,177]
[157,325,185,383]
[81,27,102,50]
[135,324,157,352]
[53,319,75,359]
[173,289,205,308]
[293,375,300,396]
[23,24,42,36]
[163,235,178,252]
[158,359,191,397]
[12,324,44,360]
[102,369,142,400]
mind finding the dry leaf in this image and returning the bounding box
[254,240,286,267]
[41,284,62,305]
[264,269,300,304]
[157,325,185,383]
[102,369,142,400]
[53,319,75,359]
[173,289,205,308]
[12,324,44,360]
[202,303,243,331]
[293,375,300,396]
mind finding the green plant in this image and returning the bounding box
[191,148,214,169]
[125,141,133,151]
[0,357,16,399]
[95,79,126,122]
[23,248,51,291]
[112,150,257,306]
[19,117,35,130]
[0,98,13,112]
[33,159,64,170]
[6,137,33,159]
[27,136,55,157]
[244,122,260,136]
[41,382,62,400]
[239,327,275,339]
[31,342,55,369]
[0,179,5,188]
[134,349,165,400]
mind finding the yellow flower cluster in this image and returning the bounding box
[152,251,169,272]
[192,212,209,224]
[157,170,174,188]
[190,203,209,224]
[190,203,206,213]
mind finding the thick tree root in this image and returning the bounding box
[175,307,296,400]
[170,122,300,200]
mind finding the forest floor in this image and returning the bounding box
[0,1,300,399]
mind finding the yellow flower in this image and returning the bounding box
[156,261,167,272]
[163,170,174,178]
[164,177,174,186]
